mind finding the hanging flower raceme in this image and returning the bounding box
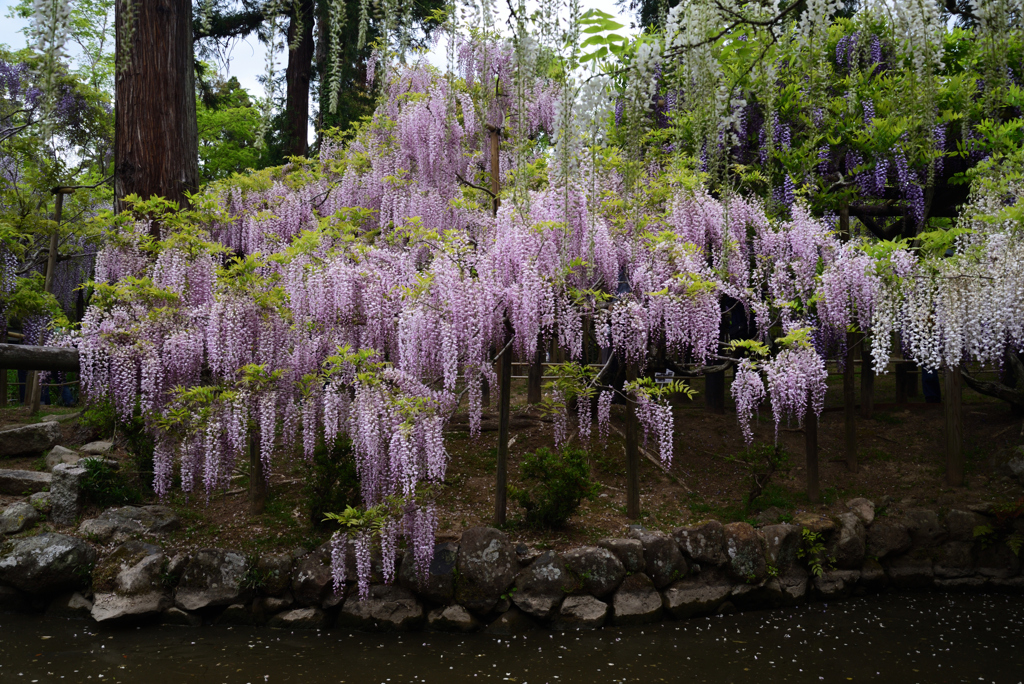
[731,359,766,445]
[763,334,828,436]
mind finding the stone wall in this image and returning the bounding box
[1,497,1021,631]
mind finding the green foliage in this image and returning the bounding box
[973,498,1024,556]
[726,442,792,512]
[509,445,599,530]
[80,458,143,508]
[196,76,266,183]
[796,528,832,578]
[305,437,360,530]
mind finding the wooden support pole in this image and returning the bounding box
[806,399,819,504]
[944,365,964,487]
[844,331,858,473]
[895,362,908,403]
[704,368,725,414]
[905,363,918,397]
[860,334,874,420]
[494,321,513,527]
[0,331,6,408]
[527,340,543,405]
[249,427,267,514]
[28,190,69,415]
[625,362,641,520]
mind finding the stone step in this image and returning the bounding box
[0,469,52,495]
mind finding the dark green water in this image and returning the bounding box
[1,593,1021,684]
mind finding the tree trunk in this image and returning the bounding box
[115,0,198,227]
[494,320,513,527]
[805,399,819,504]
[844,331,858,473]
[249,426,267,514]
[860,334,874,419]
[527,340,543,405]
[944,366,964,487]
[704,368,725,414]
[282,0,315,158]
[625,362,640,519]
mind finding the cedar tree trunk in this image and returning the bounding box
[115,0,199,228]
[283,0,315,158]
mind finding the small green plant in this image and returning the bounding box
[727,442,792,513]
[973,498,1024,556]
[80,459,143,507]
[240,560,273,592]
[305,436,360,530]
[796,528,832,577]
[509,445,599,530]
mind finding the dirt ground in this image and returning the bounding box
[2,364,1023,555]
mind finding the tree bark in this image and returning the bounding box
[494,320,512,527]
[115,0,198,227]
[282,0,315,158]
[860,334,874,419]
[944,366,964,487]
[527,340,543,405]
[844,331,858,473]
[625,362,641,519]
[0,344,80,372]
[805,399,819,504]
[249,426,266,514]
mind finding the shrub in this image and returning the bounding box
[304,436,360,530]
[80,458,144,507]
[510,445,599,530]
[81,398,155,494]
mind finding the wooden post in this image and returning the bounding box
[860,334,874,420]
[0,330,6,409]
[844,331,858,473]
[625,362,641,519]
[895,362,908,403]
[944,365,964,487]
[805,399,819,504]
[480,375,490,409]
[704,368,725,414]
[905,363,918,397]
[494,320,513,526]
[249,427,267,514]
[527,340,543,405]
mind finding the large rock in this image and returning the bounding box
[1007,454,1024,485]
[174,548,250,611]
[886,555,935,589]
[91,591,171,623]
[866,519,911,559]
[760,524,801,571]
[551,595,608,630]
[78,505,182,543]
[629,530,688,589]
[764,567,810,605]
[50,463,86,527]
[267,607,327,630]
[337,585,424,631]
[0,469,52,496]
[975,542,1021,579]
[673,521,727,566]
[291,546,332,607]
[661,575,732,619]
[455,527,517,614]
[426,605,481,632]
[934,542,975,579]
[0,422,62,458]
[79,441,113,456]
[484,606,538,635]
[597,538,646,573]
[610,573,662,626]
[834,513,866,569]
[45,446,80,470]
[0,533,96,594]
[846,498,875,525]
[902,509,947,548]
[792,512,836,536]
[562,546,626,598]
[47,591,93,619]
[945,510,987,542]
[399,541,458,605]
[256,553,293,597]
[0,501,41,535]
[723,522,766,581]
[814,570,861,599]
[92,541,165,595]
[512,551,574,619]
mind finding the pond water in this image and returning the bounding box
[1,593,1021,684]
